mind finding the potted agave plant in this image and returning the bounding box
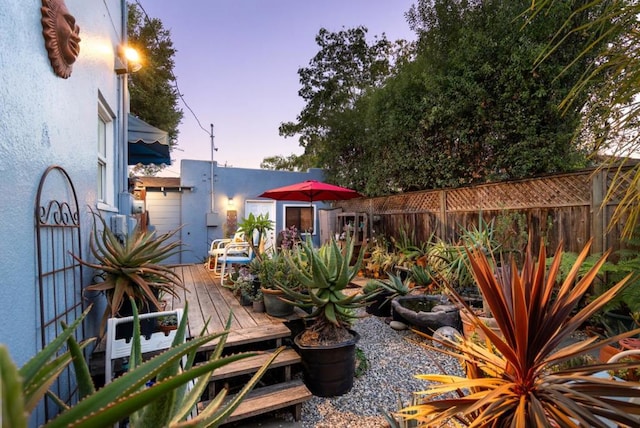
[275,235,377,397]
[395,239,640,427]
[73,209,185,336]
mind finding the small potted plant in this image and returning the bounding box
[157,313,178,334]
[229,266,256,306]
[252,289,265,312]
[274,235,377,397]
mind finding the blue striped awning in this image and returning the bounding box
[128,114,171,165]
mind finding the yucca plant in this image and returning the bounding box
[1,301,282,427]
[398,239,640,427]
[73,208,185,334]
[275,235,373,343]
[237,212,274,261]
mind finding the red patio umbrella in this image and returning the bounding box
[258,180,362,202]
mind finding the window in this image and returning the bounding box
[284,205,316,234]
[97,98,115,208]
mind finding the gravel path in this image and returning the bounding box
[279,313,464,428]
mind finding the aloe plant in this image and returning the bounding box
[72,208,185,335]
[275,235,374,340]
[1,301,282,427]
[364,272,411,308]
[398,239,640,427]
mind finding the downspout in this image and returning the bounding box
[120,0,129,197]
[210,123,216,214]
[118,0,131,220]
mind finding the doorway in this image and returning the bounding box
[245,200,276,253]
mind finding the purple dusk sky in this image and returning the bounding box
[137,0,417,174]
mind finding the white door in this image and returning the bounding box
[245,200,276,253]
[146,191,182,264]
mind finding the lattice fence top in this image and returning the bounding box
[337,188,441,213]
[337,171,594,214]
[447,173,591,211]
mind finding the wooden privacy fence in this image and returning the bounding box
[335,167,634,256]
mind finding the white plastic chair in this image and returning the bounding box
[218,242,254,286]
[206,231,246,275]
[104,309,185,384]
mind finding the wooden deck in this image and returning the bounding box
[164,264,286,339]
[91,264,312,422]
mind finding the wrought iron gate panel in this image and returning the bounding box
[35,165,85,420]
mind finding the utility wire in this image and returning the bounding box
[133,0,212,139]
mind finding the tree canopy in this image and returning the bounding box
[277,0,610,196]
[530,0,640,237]
[278,26,399,172]
[127,2,183,174]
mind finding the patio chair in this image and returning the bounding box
[218,241,255,286]
[206,231,246,275]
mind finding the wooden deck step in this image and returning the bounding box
[198,323,292,353]
[199,379,312,424]
[210,348,301,382]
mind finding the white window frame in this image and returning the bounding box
[97,98,116,211]
[282,204,317,236]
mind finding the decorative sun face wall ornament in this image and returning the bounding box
[41,0,81,79]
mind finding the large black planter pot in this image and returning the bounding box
[391,295,460,333]
[365,290,393,317]
[294,330,360,397]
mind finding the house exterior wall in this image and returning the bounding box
[0,0,128,371]
[178,159,326,263]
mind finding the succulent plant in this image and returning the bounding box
[73,208,185,334]
[276,236,374,340]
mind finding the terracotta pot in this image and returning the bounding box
[459,309,502,341]
[598,340,640,363]
[599,344,621,363]
[158,324,177,335]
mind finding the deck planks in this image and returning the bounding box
[169,264,283,340]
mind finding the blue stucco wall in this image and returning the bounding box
[179,160,327,263]
[0,0,126,373]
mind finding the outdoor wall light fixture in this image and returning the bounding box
[115,45,142,75]
[227,197,234,208]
